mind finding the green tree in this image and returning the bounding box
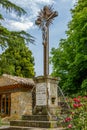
[0,39,35,78]
[0,0,35,77]
[0,0,27,48]
[0,0,34,49]
[0,0,26,20]
[50,0,87,96]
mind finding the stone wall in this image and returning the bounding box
[11,91,32,119]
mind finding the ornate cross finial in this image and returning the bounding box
[35,6,58,77]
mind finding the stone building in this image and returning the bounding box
[0,74,35,119]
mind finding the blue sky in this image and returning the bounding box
[0,0,77,76]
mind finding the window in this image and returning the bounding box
[0,94,11,116]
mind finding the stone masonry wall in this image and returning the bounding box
[11,91,32,119]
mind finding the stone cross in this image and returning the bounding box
[35,6,58,77]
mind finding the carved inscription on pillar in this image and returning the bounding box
[36,83,47,106]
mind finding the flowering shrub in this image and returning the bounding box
[60,96,87,130]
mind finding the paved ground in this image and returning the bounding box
[0,126,9,129]
[0,126,65,130]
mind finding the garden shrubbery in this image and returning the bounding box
[58,96,87,130]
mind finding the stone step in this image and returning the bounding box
[4,126,31,130]
[10,120,57,128]
[0,126,29,130]
[22,115,49,121]
[1,126,32,130]
[22,115,57,121]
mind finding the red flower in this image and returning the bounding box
[68,124,72,128]
[73,98,80,103]
[73,103,82,108]
[73,103,79,108]
[78,96,81,98]
[78,103,82,107]
[65,117,71,122]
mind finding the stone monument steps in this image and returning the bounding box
[10,120,57,128]
[22,115,57,121]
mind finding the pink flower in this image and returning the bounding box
[78,96,81,98]
[84,96,87,99]
[68,124,72,128]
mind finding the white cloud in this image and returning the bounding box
[9,20,33,31]
[9,0,55,11]
[2,17,33,31]
[72,0,78,4]
[9,0,55,17]
[33,0,54,4]
[61,0,77,4]
[6,0,55,31]
[9,0,54,6]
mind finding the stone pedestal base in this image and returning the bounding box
[34,76,58,116]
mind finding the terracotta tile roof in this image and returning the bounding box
[0,74,35,87]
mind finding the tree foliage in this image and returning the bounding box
[0,0,26,20]
[0,0,35,77]
[0,0,35,49]
[50,0,87,96]
[0,39,35,78]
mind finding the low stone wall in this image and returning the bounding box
[11,91,32,119]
